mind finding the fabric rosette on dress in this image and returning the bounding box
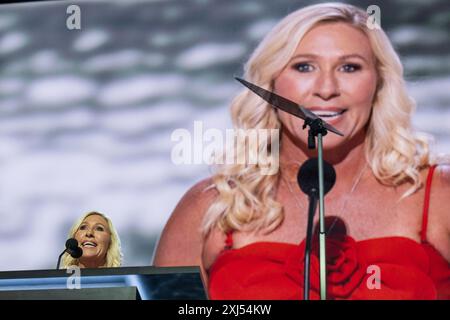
[284,234,437,299]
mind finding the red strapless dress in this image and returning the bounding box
[208,166,450,300]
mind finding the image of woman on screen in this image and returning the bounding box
[154,3,449,299]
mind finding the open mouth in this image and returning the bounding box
[309,109,347,119]
[82,241,97,248]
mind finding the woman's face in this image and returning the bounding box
[274,22,378,150]
[74,214,111,267]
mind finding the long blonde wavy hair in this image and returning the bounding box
[201,2,433,236]
[61,211,123,268]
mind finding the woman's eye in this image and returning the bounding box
[96,226,104,232]
[293,63,314,73]
[340,64,361,73]
[79,225,86,230]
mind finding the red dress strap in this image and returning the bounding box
[225,231,234,249]
[421,165,437,243]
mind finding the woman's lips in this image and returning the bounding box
[307,107,348,125]
[82,241,97,248]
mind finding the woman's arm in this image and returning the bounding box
[152,178,217,282]
[428,164,450,262]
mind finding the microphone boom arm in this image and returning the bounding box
[56,250,66,270]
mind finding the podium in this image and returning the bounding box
[0,266,207,300]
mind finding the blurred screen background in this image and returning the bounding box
[0,0,449,271]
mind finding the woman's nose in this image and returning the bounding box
[85,228,94,237]
[313,71,340,101]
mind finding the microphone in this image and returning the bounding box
[296,158,336,300]
[65,238,83,259]
[56,238,83,269]
[297,157,336,198]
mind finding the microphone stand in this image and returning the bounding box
[303,117,328,300]
[56,250,66,270]
[303,191,317,300]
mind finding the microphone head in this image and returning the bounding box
[71,247,83,259]
[297,158,336,197]
[65,238,78,250]
[65,238,83,258]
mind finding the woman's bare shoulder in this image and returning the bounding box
[433,163,450,221]
[427,163,450,261]
[152,177,218,267]
[435,163,450,185]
